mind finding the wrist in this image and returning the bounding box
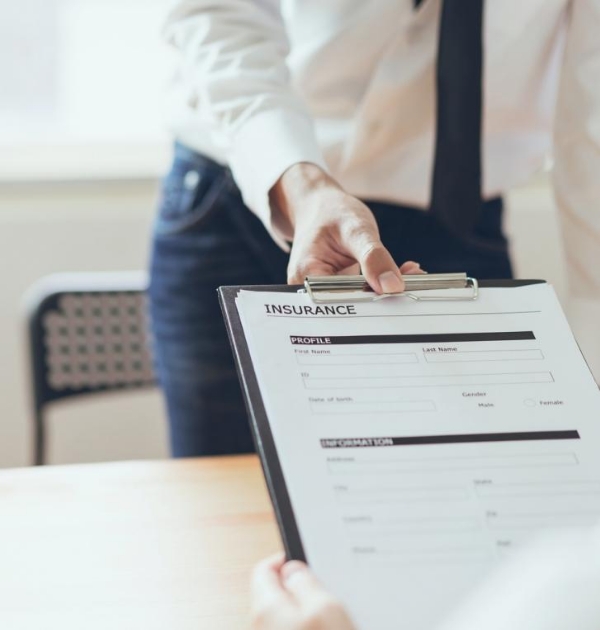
[270,162,339,229]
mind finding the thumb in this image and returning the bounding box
[349,237,404,295]
[281,561,354,626]
[281,561,330,604]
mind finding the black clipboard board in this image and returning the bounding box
[218,279,545,561]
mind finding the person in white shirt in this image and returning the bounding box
[148,0,600,457]
[250,529,600,629]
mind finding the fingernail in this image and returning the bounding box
[378,271,404,294]
[282,561,307,584]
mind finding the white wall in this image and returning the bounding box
[0,0,172,146]
[506,177,567,298]
[0,0,173,467]
[0,178,169,467]
[0,173,594,468]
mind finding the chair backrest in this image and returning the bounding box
[25,272,156,464]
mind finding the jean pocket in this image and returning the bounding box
[154,153,231,236]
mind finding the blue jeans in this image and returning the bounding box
[149,143,513,457]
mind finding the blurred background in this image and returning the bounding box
[0,0,570,468]
[0,0,173,467]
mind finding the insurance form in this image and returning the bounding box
[235,284,600,630]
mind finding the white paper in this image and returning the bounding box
[236,285,600,630]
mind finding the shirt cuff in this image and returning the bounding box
[228,108,328,250]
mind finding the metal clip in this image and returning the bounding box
[302,273,479,304]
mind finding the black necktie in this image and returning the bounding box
[429,0,484,235]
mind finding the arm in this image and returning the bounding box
[165,2,418,291]
[552,0,600,378]
[164,0,327,245]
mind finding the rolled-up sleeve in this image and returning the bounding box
[163,0,328,247]
[552,0,600,377]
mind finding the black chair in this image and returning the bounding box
[25,272,156,465]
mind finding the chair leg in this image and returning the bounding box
[34,410,46,466]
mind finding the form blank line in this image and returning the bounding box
[305,371,554,389]
[298,353,418,366]
[486,511,600,530]
[311,400,436,415]
[327,452,579,474]
[335,485,468,503]
[425,349,544,363]
[344,516,480,535]
[476,480,600,498]
[353,546,490,567]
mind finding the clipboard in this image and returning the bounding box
[218,277,545,561]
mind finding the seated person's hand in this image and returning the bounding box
[271,163,425,293]
[251,554,357,630]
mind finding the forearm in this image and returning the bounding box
[270,162,342,234]
[164,1,328,240]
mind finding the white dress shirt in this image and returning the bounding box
[163,0,600,303]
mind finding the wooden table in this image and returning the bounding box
[0,455,280,629]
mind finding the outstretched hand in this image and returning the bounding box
[270,163,425,292]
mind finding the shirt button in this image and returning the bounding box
[184,170,200,189]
